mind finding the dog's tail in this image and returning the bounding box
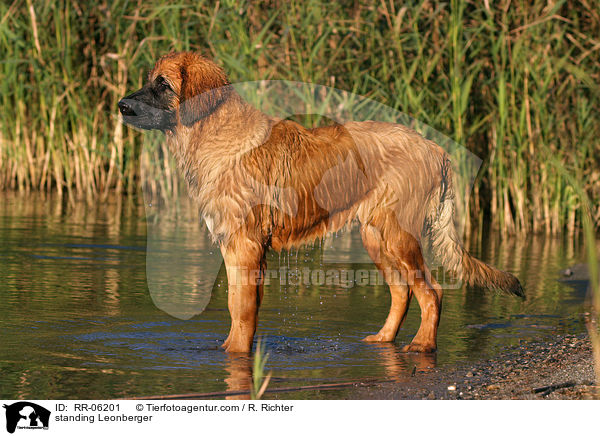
[424,158,524,297]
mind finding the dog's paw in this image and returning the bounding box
[224,343,252,354]
[222,336,231,349]
[362,333,393,342]
[223,335,252,353]
[401,343,436,353]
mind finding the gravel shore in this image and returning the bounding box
[351,333,598,400]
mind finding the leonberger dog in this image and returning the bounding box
[119,52,523,353]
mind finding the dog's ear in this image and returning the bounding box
[179,59,231,126]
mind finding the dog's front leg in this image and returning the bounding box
[220,234,266,353]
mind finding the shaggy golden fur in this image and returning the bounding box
[119,52,523,353]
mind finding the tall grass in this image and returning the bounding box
[548,158,600,396]
[0,0,599,234]
[251,338,272,400]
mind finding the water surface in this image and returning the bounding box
[0,193,590,399]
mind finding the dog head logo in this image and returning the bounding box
[3,402,50,434]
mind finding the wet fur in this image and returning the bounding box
[119,52,523,353]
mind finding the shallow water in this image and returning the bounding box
[0,193,591,399]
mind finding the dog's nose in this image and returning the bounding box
[118,99,135,116]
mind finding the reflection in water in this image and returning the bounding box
[365,343,437,381]
[0,192,592,399]
[224,356,253,400]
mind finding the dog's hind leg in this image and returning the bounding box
[363,218,442,352]
[220,234,266,353]
[393,245,442,353]
[400,268,442,353]
[360,224,412,342]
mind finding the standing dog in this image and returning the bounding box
[119,52,523,353]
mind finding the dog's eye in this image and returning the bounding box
[155,76,171,91]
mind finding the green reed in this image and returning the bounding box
[1,0,598,234]
[548,157,600,396]
[251,337,272,400]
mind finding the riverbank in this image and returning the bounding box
[349,333,597,400]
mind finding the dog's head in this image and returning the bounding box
[118,52,231,131]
